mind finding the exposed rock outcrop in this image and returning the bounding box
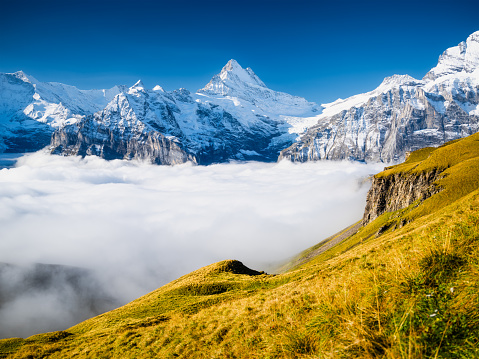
[362,168,443,225]
[50,117,195,165]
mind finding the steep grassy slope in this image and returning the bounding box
[2,134,479,358]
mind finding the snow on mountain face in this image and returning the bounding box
[0,72,35,118]
[50,81,281,164]
[200,59,267,96]
[198,59,320,118]
[0,59,324,163]
[27,80,122,126]
[14,72,121,125]
[0,71,123,152]
[279,31,479,163]
[424,31,479,81]
[319,75,424,118]
[0,72,50,152]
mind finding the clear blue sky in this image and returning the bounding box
[1,0,478,104]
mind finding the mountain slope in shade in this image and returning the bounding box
[279,31,479,163]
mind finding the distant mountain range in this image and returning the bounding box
[1,31,478,164]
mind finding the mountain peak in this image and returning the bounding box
[13,70,29,81]
[198,59,266,96]
[218,59,266,87]
[223,59,242,72]
[9,70,38,84]
[424,30,479,81]
[130,80,145,90]
[377,74,422,90]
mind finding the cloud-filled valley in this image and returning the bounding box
[0,152,385,338]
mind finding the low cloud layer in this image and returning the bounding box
[0,152,385,338]
[0,262,117,338]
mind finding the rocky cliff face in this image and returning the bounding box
[50,117,195,165]
[362,168,443,225]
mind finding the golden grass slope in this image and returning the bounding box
[2,133,479,358]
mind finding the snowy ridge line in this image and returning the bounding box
[1,30,479,163]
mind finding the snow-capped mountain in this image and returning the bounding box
[0,71,122,152]
[2,31,479,164]
[49,59,320,164]
[198,59,320,117]
[279,31,479,163]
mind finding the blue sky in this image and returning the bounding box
[1,0,478,104]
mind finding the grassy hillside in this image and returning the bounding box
[2,134,479,358]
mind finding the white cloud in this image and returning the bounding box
[0,152,385,337]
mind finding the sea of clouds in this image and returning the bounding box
[0,151,385,338]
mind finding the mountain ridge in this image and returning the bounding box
[1,31,479,164]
